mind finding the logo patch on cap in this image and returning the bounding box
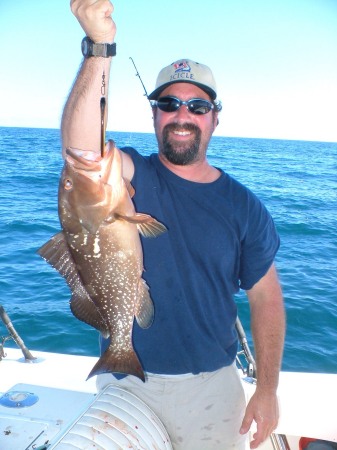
[173,61,191,73]
[170,60,195,83]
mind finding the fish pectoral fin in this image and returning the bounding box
[135,279,154,329]
[136,216,167,238]
[115,213,167,238]
[70,293,110,339]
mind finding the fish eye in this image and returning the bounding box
[64,178,73,190]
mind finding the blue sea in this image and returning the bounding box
[0,127,336,374]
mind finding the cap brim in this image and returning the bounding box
[148,80,217,100]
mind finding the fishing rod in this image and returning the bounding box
[129,57,150,101]
[0,304,36,362]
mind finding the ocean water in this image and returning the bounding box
[0,126,336,374]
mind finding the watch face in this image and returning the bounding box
[82,38,89,56]
[81,37,92,57]
[81,37,115,58]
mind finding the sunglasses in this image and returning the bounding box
[150,96,214,115]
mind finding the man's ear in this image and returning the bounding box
[152,107,157,127]
[214,113,219,130]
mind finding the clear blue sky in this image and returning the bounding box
[1,0,337,142]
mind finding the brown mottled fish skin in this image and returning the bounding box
[38,140,166,381]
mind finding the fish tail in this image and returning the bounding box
[87,344,145,382]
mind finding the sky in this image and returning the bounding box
[1,0,337,142]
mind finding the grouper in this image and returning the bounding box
[38,140,166,381]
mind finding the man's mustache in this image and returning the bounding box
[163,122,201,134]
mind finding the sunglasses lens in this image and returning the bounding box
[155,96,214,115]
[188,100,213,115]
[157,96,180,112]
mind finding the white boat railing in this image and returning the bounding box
[236,317,291,450]
[0,304,35,362]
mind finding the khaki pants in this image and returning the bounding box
[97,364,248,450]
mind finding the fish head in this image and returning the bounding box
[58,142,117,234]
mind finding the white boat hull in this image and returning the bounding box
[1,348,336,449]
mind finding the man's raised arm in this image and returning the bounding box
[61,0,116,157]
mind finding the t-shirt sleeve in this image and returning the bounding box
[121,146,150,184]
[239,197,280,290]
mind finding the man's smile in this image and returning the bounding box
[173,130,192,136]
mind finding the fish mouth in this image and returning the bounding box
[65,148,102,172]
[65,141,116,177]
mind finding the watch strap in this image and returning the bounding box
[92,42,116,57]
[82,36,116,58]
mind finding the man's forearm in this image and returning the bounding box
[248,264,285,393]
[240,265,285,447]
[252,298,285,394]
[62,0,116,156]
[61,56,111,156]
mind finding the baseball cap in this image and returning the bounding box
[148,59,218,100]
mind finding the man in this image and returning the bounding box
[63,1,285,448]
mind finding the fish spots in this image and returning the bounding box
[93,236,101,257]
[116,250,126,260]
[71,233,88,247]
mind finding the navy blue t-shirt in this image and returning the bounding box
[101,148,280,375]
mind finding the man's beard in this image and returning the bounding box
[161,123,202,165]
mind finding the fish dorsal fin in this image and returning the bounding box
[115,212,167,238]
[37,232,109,337]
[37,232,74,279]
[135,279,154,329]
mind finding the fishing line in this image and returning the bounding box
[100,95,106,158]
[100,26,108,158]
[100,64,106,157]
[101,56,151,156]
[100,68,106,158]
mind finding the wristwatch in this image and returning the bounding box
[81,36,117,58]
